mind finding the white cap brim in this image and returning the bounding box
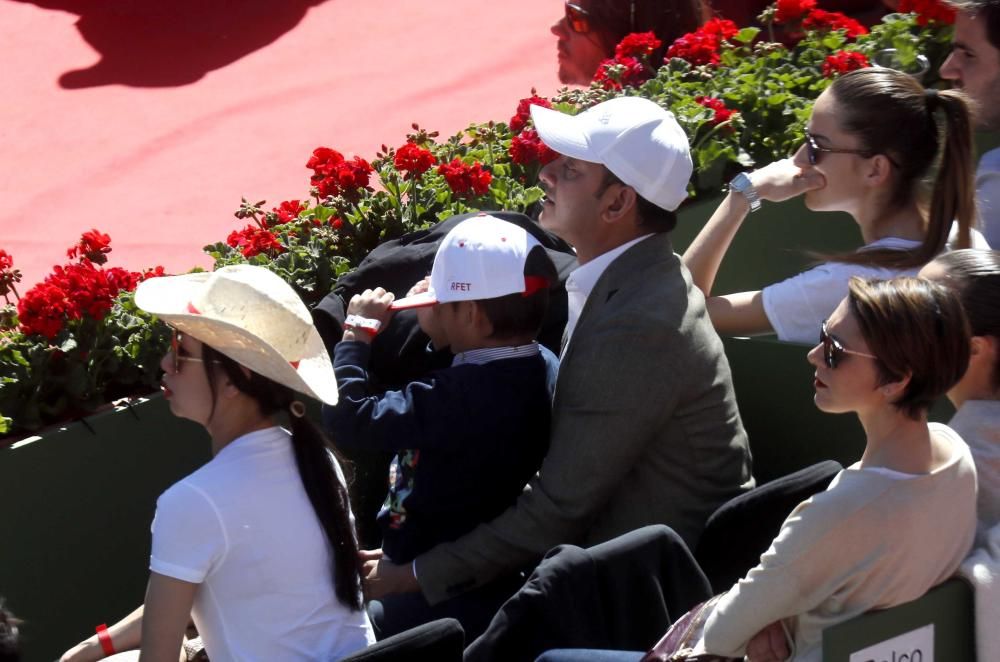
[530,104,601,164]
[388,290,438,310]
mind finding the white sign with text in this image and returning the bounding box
[848,624,934,662]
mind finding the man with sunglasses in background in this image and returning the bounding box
[942,0,1000,247]
[550,0,706,85]
[362,96,755,645]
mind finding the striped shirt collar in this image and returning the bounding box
[452,342,540,367]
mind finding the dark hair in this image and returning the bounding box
[200,348,363,611]
[598,168,678,233]
[589,0,707,67]
[947,0,1000,52]
[0,599,20,662]
[847,276,971,420]
[475,245,558,340]
[822,68,975,269]
[928,248,1000,389]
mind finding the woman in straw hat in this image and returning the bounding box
[60,265,374,661]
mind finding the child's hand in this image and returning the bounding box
[343,288,395,343]
[347,288,395,324]
[405,277,431,299]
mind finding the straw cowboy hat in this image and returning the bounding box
[135,265,338,405]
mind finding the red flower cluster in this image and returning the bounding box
[271,200,306,226]
[695,96,738,126]
[226,225,286,258]
[666,18,739,67]
[0,250,12,271]
[822,50,870,77]
[593,56,650,90]
[510,94,552,135]
[802,9,868,38]
[394,142,438,178]
[509,130,558,166]
[897,0,956,25]
[306,147,373,202]
[437,159,492,198]
[615,31,662,59]
[775,0,817,23]
[67,229,112,265]
[17,259,147,339]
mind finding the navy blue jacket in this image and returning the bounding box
[325,341,558,563]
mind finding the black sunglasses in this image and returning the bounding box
[820,319,877,369]
[564,0,636,34]
[804,134,900,169]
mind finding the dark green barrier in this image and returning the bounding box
[823,578,976,662]
[0,395,210,662]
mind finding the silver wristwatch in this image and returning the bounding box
[729,172,761,212]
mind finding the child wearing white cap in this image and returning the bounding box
[324,214,560,639]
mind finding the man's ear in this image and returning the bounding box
[602,184,638,225]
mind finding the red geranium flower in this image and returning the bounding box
[822,50,870,77]
[394,142,438,178]
[0,250,12,271]
[509,130,559,166]
[615,31,662,59]
[695,96,738,127]
[437,159,492,198]
[306,147,373,202]
[226,225,286,258]
[775,0,817,24]
[332,218,344,230]
[67,229,112,265]
[802,10,868,38]
[17,258,142,338]
[897,0,956,25]
[272,200,306,226]
[510,94,552,135]
[593,56,650,90]
[699,18,739,41]
[666,19,738,67]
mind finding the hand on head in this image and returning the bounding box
[346,287,395,328]
[750,158,826,203]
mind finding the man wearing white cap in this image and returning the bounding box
[366,97,753,611]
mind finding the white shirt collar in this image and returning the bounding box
[562,234,653,352]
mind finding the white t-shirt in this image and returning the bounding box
[977,147,1000,248]
[150,426,374,661]
[761,229,990,344]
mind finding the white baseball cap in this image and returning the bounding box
[530,96,693,212]
[390,214,547,310]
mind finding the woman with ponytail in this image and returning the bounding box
[684,67,989,344]
[60,265,373,661]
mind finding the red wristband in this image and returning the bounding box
[96,623,116,657]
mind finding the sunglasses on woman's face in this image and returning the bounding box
[804,134,873,166]
[819,320,878,369]
[170,329,219,374]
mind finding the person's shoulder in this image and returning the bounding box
[978,145,1000,171]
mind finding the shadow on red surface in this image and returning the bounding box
[13,0,327,88]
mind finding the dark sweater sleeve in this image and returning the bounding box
[324,340,467,453]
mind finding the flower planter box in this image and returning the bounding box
[0,394,210,662]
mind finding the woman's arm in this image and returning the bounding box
[682,160,825,336]
[139,572,198,662]
[60,605,145,662]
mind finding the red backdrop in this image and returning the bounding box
[1,0,563,290]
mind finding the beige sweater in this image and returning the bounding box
[703,423,978,662]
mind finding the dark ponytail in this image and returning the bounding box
[202,346,364,611]
[820,68,976,269]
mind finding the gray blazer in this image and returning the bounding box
[415,232,754,605]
